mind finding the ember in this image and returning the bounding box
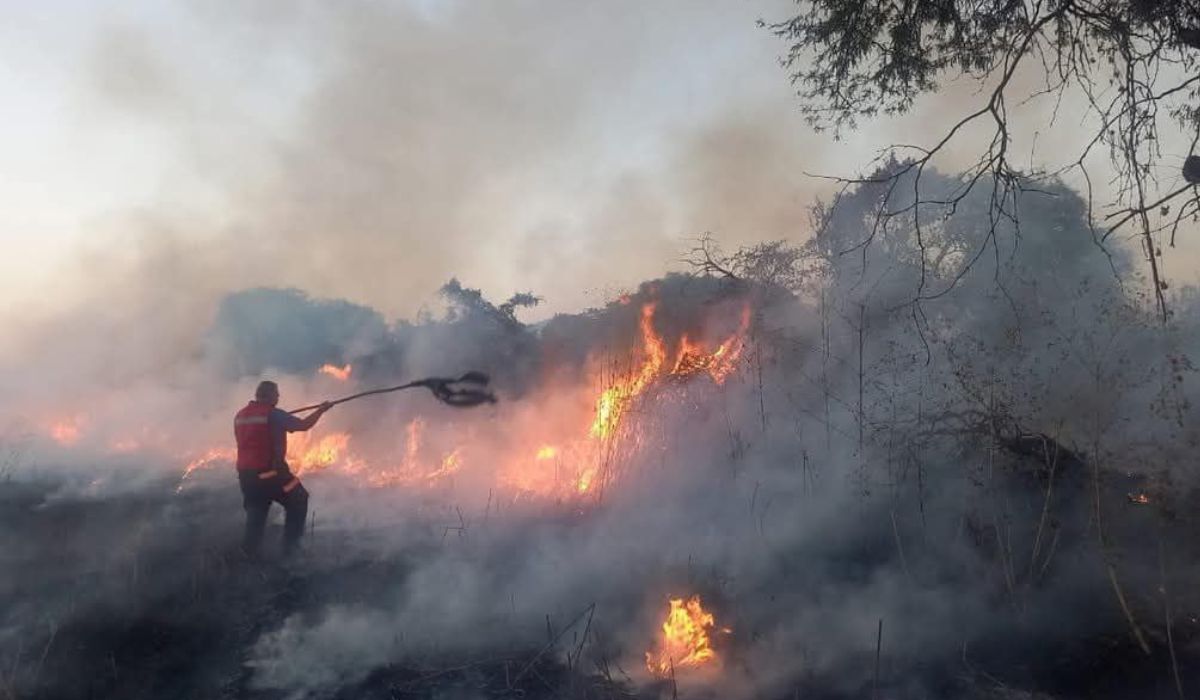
[645,595,722,677]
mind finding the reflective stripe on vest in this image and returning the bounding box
[234,401,273,470]
[282,477,301,493]
[234,415,269,426]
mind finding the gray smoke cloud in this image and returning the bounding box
[4,3,1200,699]
[227,175,1200,697]
[5,168,1199,699]
[1,0,830,421]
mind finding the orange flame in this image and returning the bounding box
[364,419,464,486]
[289,432,352,474]
[497,300,751,500]
[424,447,463,482]
[576,468,596,494]
[1128,492,1151,505]
[177,447,236,491]
[645,595,721,677]
[403,418,423,471]
[670,304,751,384]
[590,303,667,440]
[48,418,84,445]
[319,363,353,381]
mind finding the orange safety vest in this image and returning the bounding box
[234,401,273,470]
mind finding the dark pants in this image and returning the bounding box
[238,466,308,557]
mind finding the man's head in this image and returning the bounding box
[255,380,280,407]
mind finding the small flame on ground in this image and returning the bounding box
[425,447,462,482]
[1128,492,1151,504]
[177,447,236,491]
[319,363,353,381]
[645,595,722,677]
[366,419,464,486]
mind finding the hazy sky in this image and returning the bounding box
[3,0,1196,336]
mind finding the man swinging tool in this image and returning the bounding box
[234,380,332,558]
[234,370,494,558]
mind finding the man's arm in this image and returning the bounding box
[278,402,333,432]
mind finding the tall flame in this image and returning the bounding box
[590,303,667,440]
[498,300,751,499]
[645,595,721,677]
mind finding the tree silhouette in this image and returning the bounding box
[765,0,1200,319]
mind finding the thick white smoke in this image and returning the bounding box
[0,171,1165,698]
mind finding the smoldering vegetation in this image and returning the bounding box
[5,169,1200,700]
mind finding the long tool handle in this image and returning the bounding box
[288,382,419,414]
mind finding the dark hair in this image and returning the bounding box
[255,381,279,401]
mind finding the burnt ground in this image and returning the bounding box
[0,476,638,700]
[3,467,1200,700]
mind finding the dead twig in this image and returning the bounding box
[512,603,596,686]
[31,618,57,692]
[890,511,911,582]
[1107,564,1152,656]
[1160,537,1185,700]
[873,618,883,700]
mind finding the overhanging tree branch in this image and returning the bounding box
[766,0,1200,320]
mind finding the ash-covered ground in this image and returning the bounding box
[5,173,1200,700]
[2,466,1198,700]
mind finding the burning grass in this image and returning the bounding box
[130,296,757,506]
[16,267,1200,700]
[644,595,724,678]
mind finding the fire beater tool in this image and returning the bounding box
[288,371,496,414]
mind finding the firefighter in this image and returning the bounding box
[234,380,332,558]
